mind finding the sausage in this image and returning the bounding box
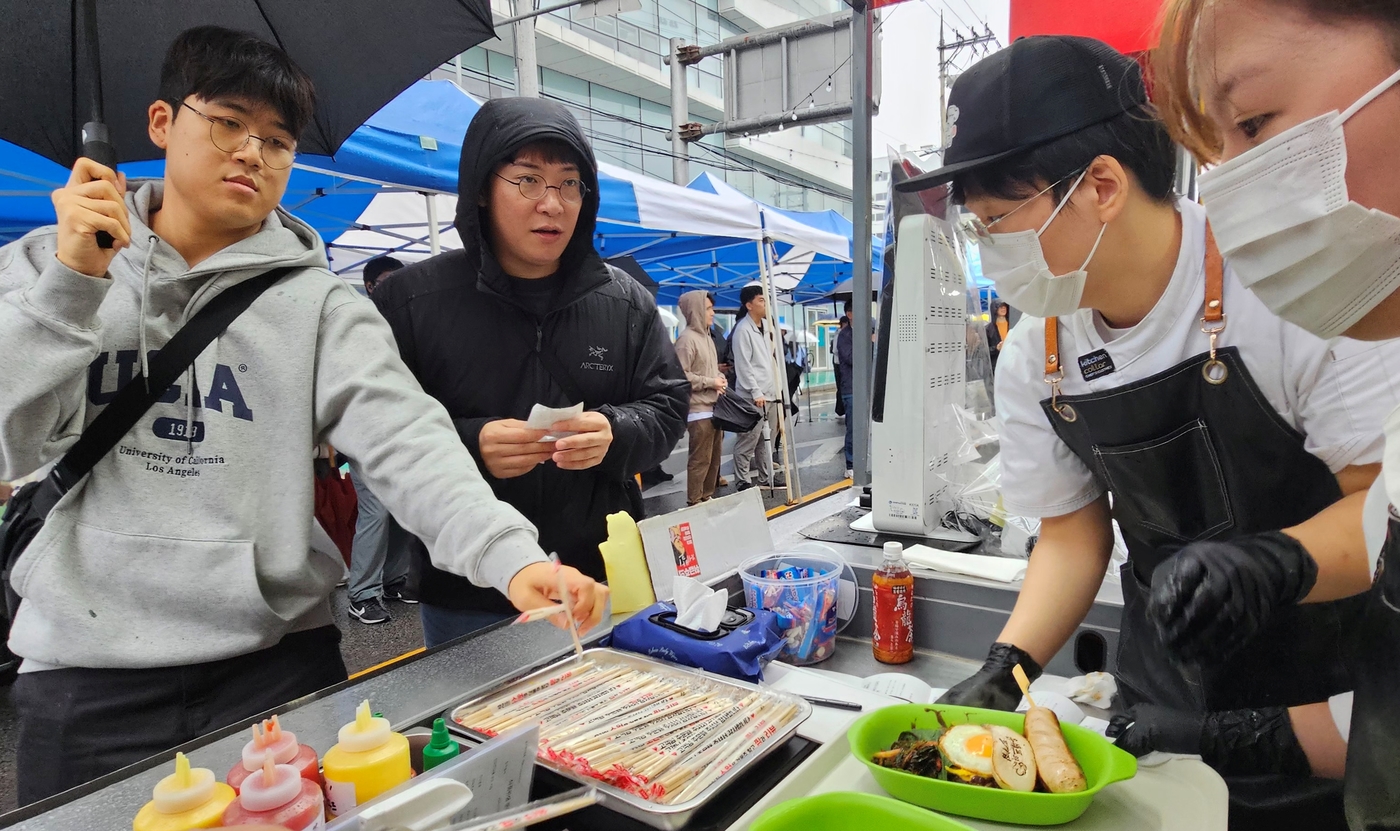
[1023,706,1086,794]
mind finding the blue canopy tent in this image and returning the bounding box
[3,79,857,306]
[0,140,378,246]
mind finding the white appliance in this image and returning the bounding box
[869,213,980,544]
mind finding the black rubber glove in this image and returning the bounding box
[1108,704,1203,757]
[1147,531,1318,665]
[1108,704,1311,777]
[936,642,1042,711]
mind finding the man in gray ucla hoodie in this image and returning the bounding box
[0,26,605,803]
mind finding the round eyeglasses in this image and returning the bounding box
[496,172,587,205]
[958,172,1080,244]
[181,103,298,170]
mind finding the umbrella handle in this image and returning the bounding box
[81,121,117,250]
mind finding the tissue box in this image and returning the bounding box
[609,602,786,683]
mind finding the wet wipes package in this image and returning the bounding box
[609,601,787,683]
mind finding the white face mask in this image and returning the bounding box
[1199,67,1400,338]
[972,169,1107,318]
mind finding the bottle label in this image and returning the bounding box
[323,779,356,818]
[872,582,913,654]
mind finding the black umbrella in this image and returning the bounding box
[0,0,496,168]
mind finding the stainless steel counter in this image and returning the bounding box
[1,488,1126,830]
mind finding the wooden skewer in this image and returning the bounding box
[1012,663,1037,708]
[551,552,585,656]
[515,604,570,623]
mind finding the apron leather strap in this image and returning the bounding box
[1043,220,1227,390]
[1203,224,1224,324]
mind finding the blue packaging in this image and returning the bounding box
[608,602,787,683]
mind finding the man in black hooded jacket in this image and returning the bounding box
[373,98,689,646]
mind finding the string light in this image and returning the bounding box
[825,78,833,92]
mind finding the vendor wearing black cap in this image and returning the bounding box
[901,36,1400,827]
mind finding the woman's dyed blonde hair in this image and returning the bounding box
[1150,0,1400,163]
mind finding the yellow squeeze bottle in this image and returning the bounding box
[599,511,656,615]
[132,752,235,831]
[321,700,412,817]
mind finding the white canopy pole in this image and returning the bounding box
[756,231,803,505]
[425,193,442,256]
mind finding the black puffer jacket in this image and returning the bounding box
[374,98,689,613]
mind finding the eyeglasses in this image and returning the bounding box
[958,172,1079,244]
[496,173,587,204]
[180,103,298,170]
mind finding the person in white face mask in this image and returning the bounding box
[1149,2,1400,827]
[898,34,1400,829]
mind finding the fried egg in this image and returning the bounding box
[940,724,995,777]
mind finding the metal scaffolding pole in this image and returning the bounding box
[851,3,874,487]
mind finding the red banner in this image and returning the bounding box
[1009,0,1162,55]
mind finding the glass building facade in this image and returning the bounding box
[444,0,854,217]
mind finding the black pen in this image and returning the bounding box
[801,695,864,711]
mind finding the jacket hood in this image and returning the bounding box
[454,98,602,288]
[679,290,710,335]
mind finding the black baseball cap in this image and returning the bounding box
[897,36,1148,193]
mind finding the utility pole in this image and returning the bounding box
[513,0,541,97]
[670,38,690,185]
[851,1,874,487]
[937,20,998,150]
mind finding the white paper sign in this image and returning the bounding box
[638,488,773,599]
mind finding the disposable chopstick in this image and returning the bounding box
[550,552,585,656]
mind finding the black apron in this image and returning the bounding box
[1039,232,1358,828]
[1043,346,1360,711]
[1344,508,1400,829]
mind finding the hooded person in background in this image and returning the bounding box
[675,291,726,505]
[374,98,688,648]
[0,27,603,803]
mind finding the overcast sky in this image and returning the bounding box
[873,0,1010,154]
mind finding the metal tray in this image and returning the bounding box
[444,648,811,830]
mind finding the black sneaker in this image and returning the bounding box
[384,582,418,604]
[349,596,391,625]
[736,480,755,492]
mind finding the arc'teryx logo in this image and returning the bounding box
[581,345,614,372]
[87,350,254,422]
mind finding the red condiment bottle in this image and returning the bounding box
[872,541,914,663]
[227,715,322,793]
[222,758,325,831]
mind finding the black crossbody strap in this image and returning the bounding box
[51,267,293,490]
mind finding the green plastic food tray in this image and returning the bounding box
[751,791,975,831]
[847,703,1138,826]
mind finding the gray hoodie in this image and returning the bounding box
[0,181,546,671]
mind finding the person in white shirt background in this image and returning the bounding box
[897,33,1400,830]
[1147,2,1400,827]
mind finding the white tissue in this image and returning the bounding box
[672,576,726,633]
[1066,672,1117,709]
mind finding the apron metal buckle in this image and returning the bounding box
[1201,314,1229,385]
[1045,371,1077,422]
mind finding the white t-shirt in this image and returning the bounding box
[997,199,1400,519]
